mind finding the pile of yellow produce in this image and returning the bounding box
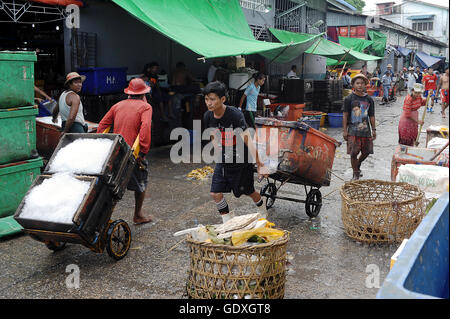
[175,213,286,247]
[187,166,214,180]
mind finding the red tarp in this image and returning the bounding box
[29,0,84,7]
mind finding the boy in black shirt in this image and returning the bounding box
[343,74,376,181]
[203,81,268,223]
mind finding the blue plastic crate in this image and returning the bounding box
[78,67,128,95]
[377,192,449,299]
[328,113,343,128]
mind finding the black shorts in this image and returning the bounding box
[210,163,255,198]
[127,158,149,193]
[243,110,256,129]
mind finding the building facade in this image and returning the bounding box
[376,0,449,59]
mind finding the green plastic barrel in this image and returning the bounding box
[0,157,43,218]
[0,106,38,165]
[0,51,37,108]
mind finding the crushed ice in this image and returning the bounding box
[19,173,91,225]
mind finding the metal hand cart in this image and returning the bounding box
[256,118,340,217]
[14,132,140,260]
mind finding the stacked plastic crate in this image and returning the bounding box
[0,51,43,238]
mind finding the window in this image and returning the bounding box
[412,21,433,32]
[240,0,271,12]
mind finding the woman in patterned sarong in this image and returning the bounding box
[398,83,426,146]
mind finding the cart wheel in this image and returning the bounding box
[261,183,277,209]
[45,241,67,252]
[106,219,131,260]
[305,189,322,218]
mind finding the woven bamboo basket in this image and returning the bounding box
[340,180,425,244]
[185,232,289,299]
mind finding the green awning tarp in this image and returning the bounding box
[270,28,382,63]
[368,30,387,57]
[326,58,357,66]
[338,36,373,53]
[111,0,320,63]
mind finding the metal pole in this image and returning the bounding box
[333,49,350,72]
[415,94,431,146]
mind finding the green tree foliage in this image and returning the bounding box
[346,0,366,12]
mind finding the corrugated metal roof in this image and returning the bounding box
[407,15,435,20]
[335,0,356,11]
[326,11,367,26]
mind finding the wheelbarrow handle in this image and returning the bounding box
[132,134,140,159]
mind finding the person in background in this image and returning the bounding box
[406,67,418,94]
[422,67,438,113]
[171,61,194,88]
[52,72,88,133]
[208,60,220,83]
[287,65,298,78]
[385,64,394,78]
[34,85,53,104]
[437,67,449,118]
[343,74,376,181]
[142,62,159,87]
[361,64,368,78]
[97,78,153,225]
[398,68,406,94]
[381,68,393,105]
[142,61,169,120]
[171,61,197,122]
[398,83,426,146]
[374,66,382,93]
[238,72,265,129]
[342,68,351,88]
[434,70,441,105]
[415,66,423,84]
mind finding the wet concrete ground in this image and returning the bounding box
[0,93,448,299]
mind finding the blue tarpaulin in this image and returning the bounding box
[415,51,443,68]
[397,46,412,57]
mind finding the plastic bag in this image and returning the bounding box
[231,228,285,246]
[397,164,449,194]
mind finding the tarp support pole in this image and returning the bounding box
[333,50,350,71]
[339,62,347,79]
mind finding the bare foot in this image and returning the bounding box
[133,214,154,225]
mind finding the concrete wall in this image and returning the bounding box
[241,0,275,29]
[64,1,210,78]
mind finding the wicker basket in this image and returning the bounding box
[340,180,425,244]
[185,232,289,299]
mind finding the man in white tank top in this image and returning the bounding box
[53,72,87,133]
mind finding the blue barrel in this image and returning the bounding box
[328,113,343,128]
